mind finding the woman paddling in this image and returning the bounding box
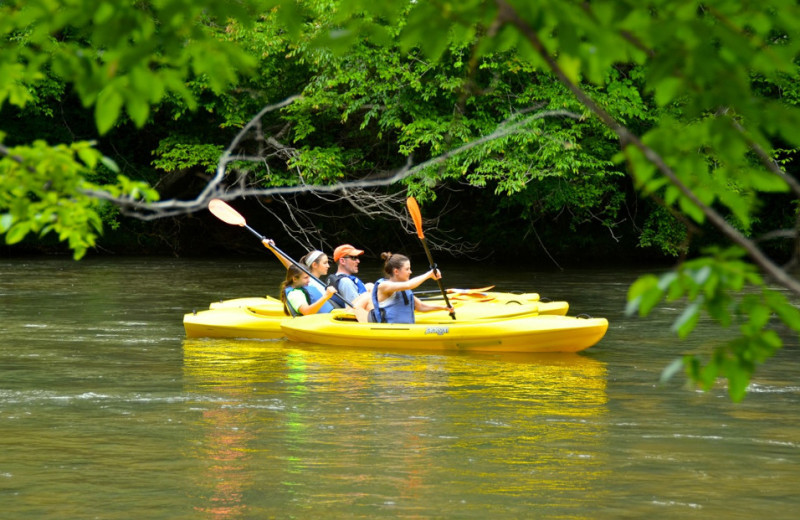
[265,242,357,310]
[368,252,453,323]
[280,264,337,316]
[298,250,338,301]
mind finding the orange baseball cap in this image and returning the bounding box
[333,244,364,262]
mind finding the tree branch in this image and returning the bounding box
[81,98,581,221]
[495,0,800,296]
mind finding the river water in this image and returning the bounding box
[1,256,798,519]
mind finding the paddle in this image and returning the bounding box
[406,196,456,320]
[207,199,355,308]
[415,285,496,296]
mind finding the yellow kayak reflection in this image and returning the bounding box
[183,339,609,517]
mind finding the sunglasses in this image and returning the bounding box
[343,255,360,261]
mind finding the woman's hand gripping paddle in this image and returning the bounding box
[406,196,456,320]
[208,199,356,308]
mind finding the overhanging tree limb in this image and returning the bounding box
[495,0,800,296]
[80,102,582,219]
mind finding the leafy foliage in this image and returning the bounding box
[0,0,261,254]
[0,137,157,259]
[2,0,800,399]
[151,139,225,175]
[626,247,800,400]
[287,0,800,399]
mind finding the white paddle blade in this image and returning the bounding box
[208,199,246,227]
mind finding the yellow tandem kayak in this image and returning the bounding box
[280,311,608,353]
[183,299,570,340]
[207,288,543,310]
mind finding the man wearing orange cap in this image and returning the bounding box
[328,244,369,307]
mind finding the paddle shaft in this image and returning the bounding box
[419,236,455,320]
[240,223,355,308]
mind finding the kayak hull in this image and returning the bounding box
[183,306,287,339]
[183,299,569,340]
[280,312,608,353]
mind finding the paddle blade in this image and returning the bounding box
[406,197,425,239]
[208,199,246,227]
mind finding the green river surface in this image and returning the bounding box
[1,256,799,519]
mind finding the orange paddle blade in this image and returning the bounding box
[208,199,246,227]
[406,197,425,239]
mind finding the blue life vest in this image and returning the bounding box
[284,284,334,316]
[327,273,368,307]
[369,278,415,324]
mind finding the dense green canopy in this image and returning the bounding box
[3,0,800,400]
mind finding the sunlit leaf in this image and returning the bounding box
[763,290,800,332]
[725,359,751,402]
[672,299,702,338]
[5,222,31,244]
[627,274,659,300]
[678,196,705,223]
[126,95,150,128]
[0,213,14,233]
[660,357,686,383]
[657,271,679,291]
[654,77,684,106]
[100,156,120,173]
[95,87,123,135]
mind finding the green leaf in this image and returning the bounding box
[77,147,98,169]
[660,357,686,384]
[625,295,642,316]
[672,299,702,338]
[5,221,31,244]
[654,77,683,106]
[93,2,115,24]
[725,360,751,402]
[557,54,582,85]
[95,87,124,135]
[697,357,720,390]
[745,302,771,330]
[0,213,14,233]
[764,290,800,331]
[706,294,733,326]
[657,271,679,291]
[678,196,705,223]
[100,156,120,173]
[126,95,150,128]
[746,169,789,192]
[692,265,712,285]
[627,275,665,316]
[628,274,659,299]
[637,286,664,317]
